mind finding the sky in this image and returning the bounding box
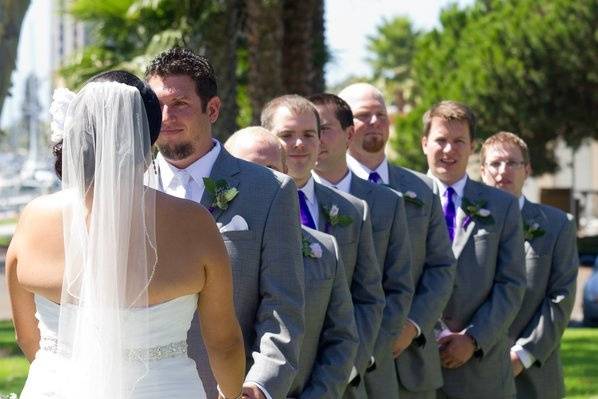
[1,0,472,129]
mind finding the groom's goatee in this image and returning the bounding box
[159,143,194,161]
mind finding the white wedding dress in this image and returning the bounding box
[21,293,206,398]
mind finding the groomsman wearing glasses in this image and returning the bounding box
[480,132,578,399]
[420,101,526,399]
[339,83,455,399]
[225,127,359,399]
[261,95,385,399]
[308,93,414,398]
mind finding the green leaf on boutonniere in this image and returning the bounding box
[322,204,353,227]
[203,177,238,211]
[402,190,424,207]
[302,236,323,258]
[523,221,545,241]
[461,197,495,225]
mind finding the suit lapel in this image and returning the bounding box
[452,179,478,259]
[314,183,331,232]
[350,174,374,206]
[388,164,407,192]
[200,148,241,222]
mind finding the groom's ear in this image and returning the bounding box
[206,96,221,124]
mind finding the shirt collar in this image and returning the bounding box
[157,139,221,189]
[432,173,468,198]
[518,195,525,210]
[298,176,317,205]
[346,153,389,184]
[312,170,352,193]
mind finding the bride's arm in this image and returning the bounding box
[197,219,245,399]
[6,224,40,362]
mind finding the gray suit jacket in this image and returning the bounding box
[348,175,413,359]
[313,182,385,378]
[387,165,456,393]
[289,227,359,399]
[169,149,305,399]
[509,200,578,399]
[436,178,526,399]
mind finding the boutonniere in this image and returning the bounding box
[523,221,545,241]
[203,177,239,211]
[302,237,323,258]
[461,197,495,227]
[402,190,424,207]
[322,204,353,227]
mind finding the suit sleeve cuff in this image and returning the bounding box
[407,318,422,337]
[511,345,536,369]
[245,381,273,399]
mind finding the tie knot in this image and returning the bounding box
[175,170,191,185]
[368,171,382,184]
[298,190,307,201]
[445,186,455,198]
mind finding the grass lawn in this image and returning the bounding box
[0,322,596,396]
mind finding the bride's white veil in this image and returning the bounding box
[57,79,158,398]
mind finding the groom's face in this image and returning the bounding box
[270,106,320,188]
[148,74,221,168]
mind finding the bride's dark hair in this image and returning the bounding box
[53,70,162,179]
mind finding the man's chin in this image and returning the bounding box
[362,137,385,153]
[157,142,194,161]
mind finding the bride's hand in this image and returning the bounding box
[242,384,266,399]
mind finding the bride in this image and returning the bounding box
[5,70,245,398]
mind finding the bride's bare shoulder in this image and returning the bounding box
[154,189,214,226]
[18,191,66,223]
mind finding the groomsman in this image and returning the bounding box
[225,126,359,398]
[339,83,455,399]
[480,131,578,399]
[260,95,385,398]
[145,48,305,399]
[420,101,526,399]
[308,93,414,398]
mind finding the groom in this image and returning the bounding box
[145,48,305,399]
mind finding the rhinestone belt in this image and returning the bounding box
[39,337,188,361]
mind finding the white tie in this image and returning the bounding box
[172,170,193,200]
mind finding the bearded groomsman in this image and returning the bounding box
[309,93,414,398]
[339,83,455,399]
[480,131,578,399]
[225,127,359,399]
[145,48,305,399]
[420,101,526,399]
[261,95,385,399]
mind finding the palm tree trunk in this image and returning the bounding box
[0,0,30,118]
[281,0,315,96]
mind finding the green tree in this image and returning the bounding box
[366,16,420,114]
[0,0,30,119]
[393,0,598,175]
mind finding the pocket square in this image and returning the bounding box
[217,215,249,233]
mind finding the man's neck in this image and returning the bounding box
[314,163,349,185]
[294,175,310,189]
[163,138,214,169]
[348,147,385,171]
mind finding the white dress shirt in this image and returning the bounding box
[312,169,353,193]
[156,139,221,202]
[511,194,536,369]
[347,153,389,185]
[431,173,468,212]
[298,176,320,228]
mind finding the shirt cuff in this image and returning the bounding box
[511,345,536,369]
[407,318,422,337]
[245,381,273,399]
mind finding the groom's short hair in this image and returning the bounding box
[309,93,354,130]
[145,47,217,112]
[261,95,321,137]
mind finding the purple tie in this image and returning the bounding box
[368,171,382,184]
[298,190,316,229]
[443,187,456,241]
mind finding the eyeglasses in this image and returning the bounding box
[484,160,527,172]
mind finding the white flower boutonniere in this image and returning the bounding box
[322,204,353,227]
[403,190,424,207]
[461,197,495,227]
[203,177,239,212]
[302,237,323,258]
[523,221,545,241]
